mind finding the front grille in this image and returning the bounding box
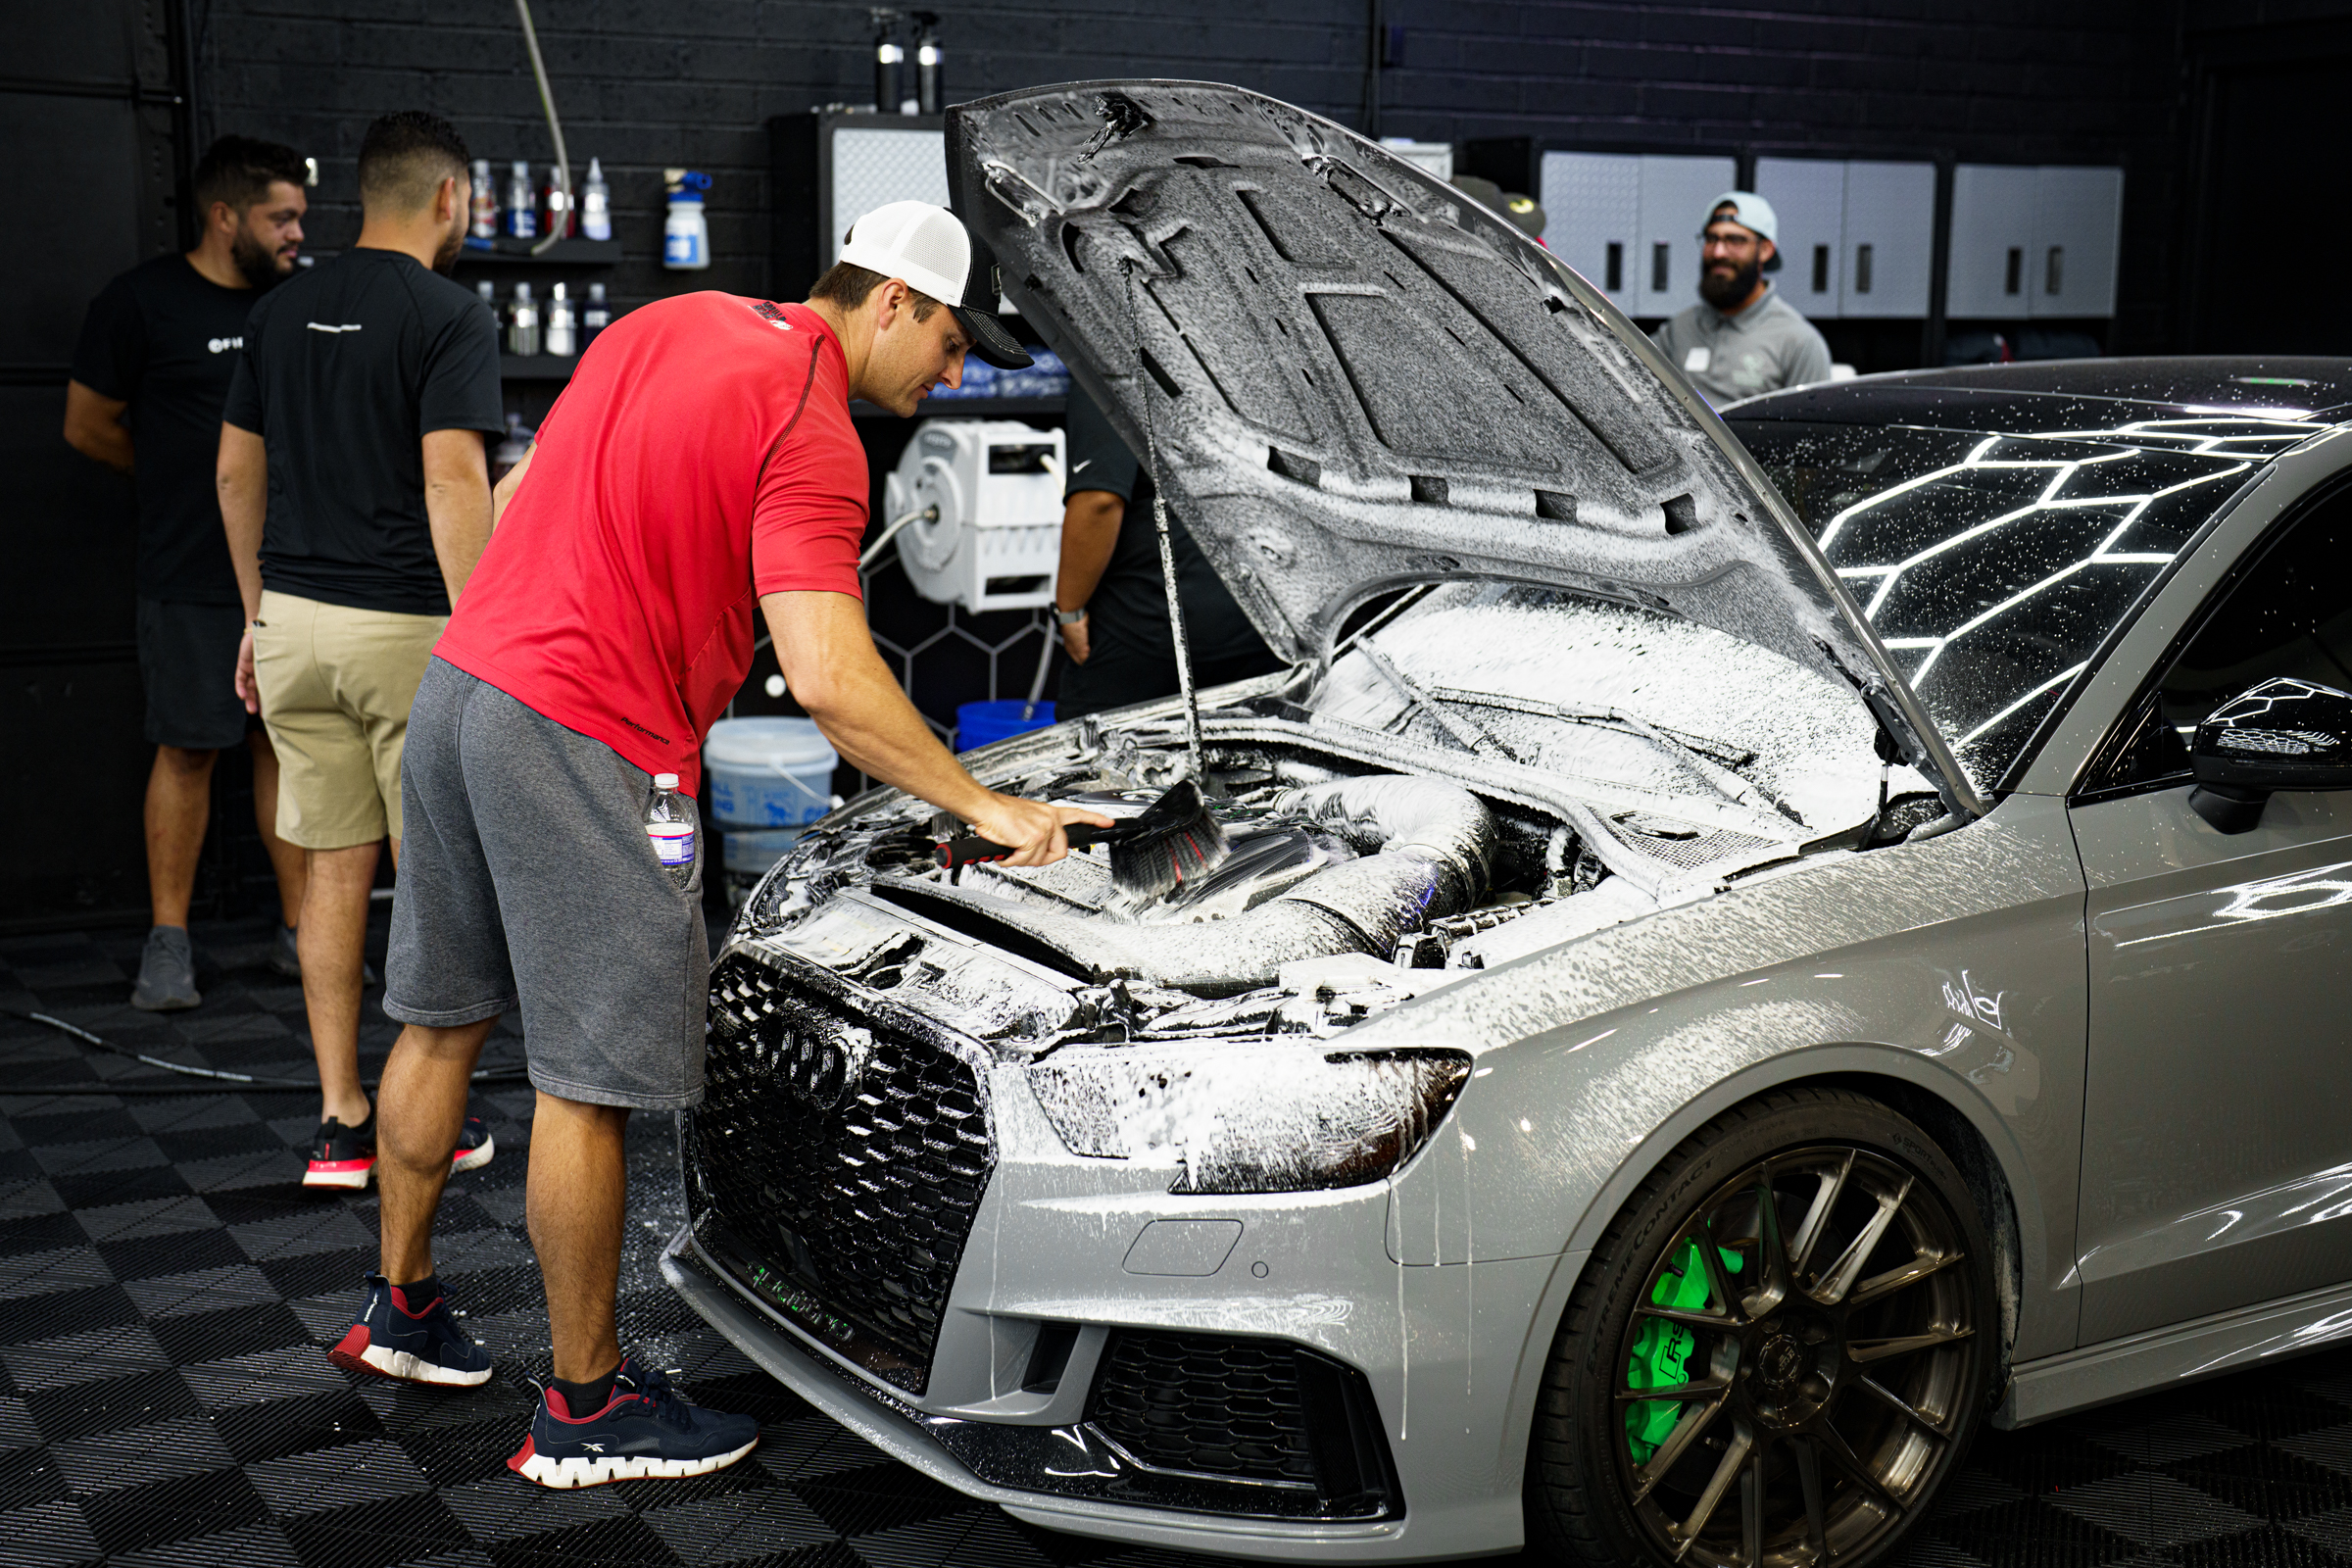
[683,955,993,1395]
[1086,1330,1399,1516]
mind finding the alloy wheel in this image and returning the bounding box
[1611,1145,1978,1567]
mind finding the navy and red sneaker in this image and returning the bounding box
[304,1112,375,1190]
[327,1273,494,1387]
[452,1114,495,1175]
[508,1358,759,1488]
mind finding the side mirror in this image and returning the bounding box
[2188,677,2352,833]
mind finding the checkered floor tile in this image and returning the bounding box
[7,915,2352,1565]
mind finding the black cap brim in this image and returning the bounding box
[954,303,1032,370]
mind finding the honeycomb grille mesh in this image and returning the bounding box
[685,955,993,1393]
[1089,1330,1319,1487]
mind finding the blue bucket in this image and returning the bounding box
[956,700,1055,752]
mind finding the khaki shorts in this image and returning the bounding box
[253,589,446,850]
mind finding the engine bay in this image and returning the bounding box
[732,585,1936,1052]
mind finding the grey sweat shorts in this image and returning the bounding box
[385,658,709,1110]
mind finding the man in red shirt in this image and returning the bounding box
[327,202,1110,1484]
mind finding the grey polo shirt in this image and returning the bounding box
[1649,286,1834,407]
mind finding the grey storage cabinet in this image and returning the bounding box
[1948,163,2123,319]
[1753,156,1846,321]
[1541,151,1733,318]
[1634,155,1737,318]
[2031,166,2125,318]
[1839,162,1936,318]
[1539,150,1642,315]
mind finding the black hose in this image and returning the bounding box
[3,1008,532,1096]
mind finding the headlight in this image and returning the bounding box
[1026,1045,1471,1195]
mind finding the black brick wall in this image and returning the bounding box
[192,0,2187,347]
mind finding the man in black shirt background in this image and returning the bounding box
[66,135,314,1013]
[219,111,503,1188]
[1053,384,1284,719]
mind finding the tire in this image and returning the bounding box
[1525,1087,1996,1568]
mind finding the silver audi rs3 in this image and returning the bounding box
[664,79,2352,1566]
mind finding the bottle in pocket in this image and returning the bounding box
[645,772,696,887]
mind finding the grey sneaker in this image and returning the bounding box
[130,926,201,1011]
[270,924,302,979]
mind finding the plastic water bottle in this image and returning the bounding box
[646,773,696,886]
[579,157,612,241]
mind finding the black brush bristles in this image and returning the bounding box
[1105,780,1231,903]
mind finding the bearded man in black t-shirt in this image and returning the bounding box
[66,134,315,1013]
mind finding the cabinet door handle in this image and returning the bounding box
[2046,245,2064,296]
[1605,241,1623,293]
[1812,244,1830,294]
[2005,247,2023,295]
[1651,241,1671,294]
[1853,243,1874,294]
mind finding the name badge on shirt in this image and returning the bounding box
[1684,346,1712,373]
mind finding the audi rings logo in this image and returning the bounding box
[763,1012,875,1109]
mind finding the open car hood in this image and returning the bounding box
[946,81,1984,816]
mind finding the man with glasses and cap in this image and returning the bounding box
[1650,190,1832,407]
[323,201,1112,1486]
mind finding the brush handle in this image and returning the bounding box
[938,823,1121,876]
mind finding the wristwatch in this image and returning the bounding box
[1054,606,1087,625]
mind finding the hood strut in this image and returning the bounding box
[1121,261,1206,782]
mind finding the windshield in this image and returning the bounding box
[1727,416,2309,786]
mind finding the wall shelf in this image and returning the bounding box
[458,237,620,267]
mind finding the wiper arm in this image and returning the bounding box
[1355,640,1521,763]
[1427,685,1803,826]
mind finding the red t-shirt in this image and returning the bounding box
[433,295,866,796]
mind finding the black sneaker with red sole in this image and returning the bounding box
[305,1112,493,1190]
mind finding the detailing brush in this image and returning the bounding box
[936,780,1231,900]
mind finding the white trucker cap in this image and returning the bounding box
[1703,190,1779,247]
[838,200,1033,369]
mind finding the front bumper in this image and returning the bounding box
[663,1216,1547,1561]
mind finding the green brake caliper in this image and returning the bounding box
[1626,1241,1743,1464]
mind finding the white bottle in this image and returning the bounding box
[506,161,536,239]
[663,171,710,270]
[507,281,540,357]
[546,281,575,357]
[579,157,612,241]
[474,278,496,310]
[582,280,611,345]
[468,160,498,239]
[645,773,696,886]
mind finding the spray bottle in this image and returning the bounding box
[507,281,540,358]
[546,281,575,358]
[578,157,611,241]
[912,13,943,115]
[870,9,902,115]
[583,281,611,346]
[468,160,498,240]
[505,161,536,240]
[662,170,710,270]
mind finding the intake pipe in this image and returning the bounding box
[886,775,1495,996]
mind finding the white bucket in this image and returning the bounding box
[703,717,838,829]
